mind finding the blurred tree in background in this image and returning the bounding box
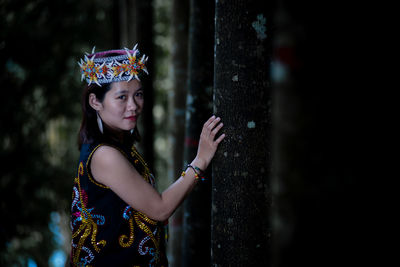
[0,0,115,265]
[181,0,214,265]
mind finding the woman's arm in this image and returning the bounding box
[90,116,225,221]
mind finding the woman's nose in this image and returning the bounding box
[127,97,137,111]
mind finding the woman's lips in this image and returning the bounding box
[125,116,137,121]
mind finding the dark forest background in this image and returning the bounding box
[0,0,168,265]
[0,0,113,265]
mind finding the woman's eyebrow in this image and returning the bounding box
[114,87,143,95]
[114,89,129,95]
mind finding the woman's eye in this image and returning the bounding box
[118,95,126,100]
[136,92,143,98]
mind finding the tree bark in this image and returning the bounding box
[136,0,155,170]
[115,0,138,48]
[126,0,138,45]
[181,0,214,266]
[118,0,129,47]
[167,0,189,266]
[113,0,155,170]
[211,1,272,266]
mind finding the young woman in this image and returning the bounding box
[70,45,225,266]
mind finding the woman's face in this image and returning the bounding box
[97,80,144,132]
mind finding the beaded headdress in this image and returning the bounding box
[78,44,149,86]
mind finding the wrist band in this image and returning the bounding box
[191,165,204,174]
[181,164,206,181]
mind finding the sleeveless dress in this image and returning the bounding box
[70,141,168,267]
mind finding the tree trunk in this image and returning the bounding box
[126,0,138,45]
[115,0,138,49]
[117,0,129,47]
[211,1,272,266]
[181,0,214,266]
[167,0,189,266]
[112,1,121,49]
[113,0,155,170]
[136,0,155,170]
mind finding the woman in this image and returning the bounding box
[70,45,225,266]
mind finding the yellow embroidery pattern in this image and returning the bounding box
[130,145,151,184]
[116,145,161,251]
[72,162,106,265]
[130,145,161,248]
[119,217,134,247]
[134,212,160,251]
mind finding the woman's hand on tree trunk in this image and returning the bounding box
[193,115,225,170]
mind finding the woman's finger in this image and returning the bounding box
[215,133,226,144]
[203,115,216,129]
[210,123,223,137]
[207,117,221,131]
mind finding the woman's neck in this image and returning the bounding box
[103,125,125,144]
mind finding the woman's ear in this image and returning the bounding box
[89,93,103,111]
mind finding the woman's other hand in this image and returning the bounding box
[192,115,226,170]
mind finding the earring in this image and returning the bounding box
[130,128,134,135]
[97,112,103,134]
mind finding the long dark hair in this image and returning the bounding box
[77,82,141,150]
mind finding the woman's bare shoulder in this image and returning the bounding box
[91,144,127,163]
[90,145,137,183]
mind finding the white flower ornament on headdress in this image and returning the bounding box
[78,44,149,86]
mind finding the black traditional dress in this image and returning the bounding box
[70,141,168,267]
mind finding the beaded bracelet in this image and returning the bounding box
[181,164,206,181]
[180,170,198,181]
